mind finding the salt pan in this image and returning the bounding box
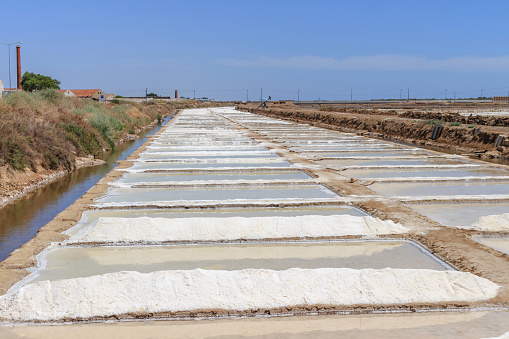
[71,215,409,243]
[0,268,499,322]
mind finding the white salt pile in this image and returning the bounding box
[71,215,409,243]
[483,332,509,339]
[463,213,509,232]
[0,268,498,322]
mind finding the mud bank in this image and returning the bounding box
[238,106,509,160]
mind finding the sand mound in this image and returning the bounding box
[463,213,509,232]
[0,268,498,322]
[72,215,409,243]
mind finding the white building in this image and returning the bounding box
[60,89,76,97]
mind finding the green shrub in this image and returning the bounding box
[449,122,461,126]
[60,124,102,155]
[44,153,60,170]
[468,124,476,128]
[88,109,124,149]
[36,89,64,104]
[426,119,444,125]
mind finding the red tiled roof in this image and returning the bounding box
[69,89,102,98]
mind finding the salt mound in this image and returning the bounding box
[463,213,509,232]
[0,268,498,322]
[72,215,409,243]
[483,332,509,339]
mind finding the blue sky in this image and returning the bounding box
[1,0,508,100]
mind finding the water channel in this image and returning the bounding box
[0,118,172,261]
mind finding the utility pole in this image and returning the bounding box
[454,92,456,102]
[407,88,410,101]
[246,89,248,102]
[0,41,23,93]
[145,88,148,103]
[298,89,300,102]
[194,90,196,100]
[445,89,448,100]
[350,89,353,101]
[260,88,263,101]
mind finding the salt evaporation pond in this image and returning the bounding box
[475,237,509,255]
[318,158,471,168]
[316,151,433,158]
[140,153,279,160]
[341,167,509,179]
[3,310,509,338]
[128,160,292,170]
[370,181,509,197]
[66,206,368,235]
[409,202,509,227]
[117,171,311,185]
[2,108,506,336]
[96,185,339,204]
[29,241,448,283]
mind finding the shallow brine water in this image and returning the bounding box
[2,310,509,338]
[475,237,509,255]
[318,158,471,168]
[140,153,278,160]
[117,171,311,184]
[341,167,509,179]
[370,181,509,197]
[29,241,448,283]
[129,161,292,170]
[317,151,432,158]
[409,202,509,226]
[96,185,340,204]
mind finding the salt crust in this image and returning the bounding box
[0,268,499,322]
[72,215,409,243]
[463,213,509,232]
[484,332,509,339]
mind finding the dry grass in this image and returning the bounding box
[0,90,173,172]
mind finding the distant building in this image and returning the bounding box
[1,85,22,97]
[66,89,106,101]
[104,93,116,101]
[494,96,509,102]
[60,89,76,97]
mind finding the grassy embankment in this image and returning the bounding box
[0,89,176,173]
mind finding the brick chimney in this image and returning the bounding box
[175,90,178,99]
[16,45,21,90]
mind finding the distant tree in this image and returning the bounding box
[20,72,61,92]
[147,93,158,97]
